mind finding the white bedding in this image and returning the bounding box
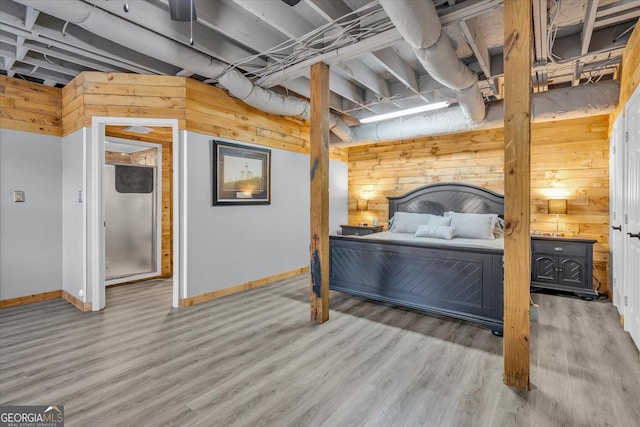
[358,231,504,250]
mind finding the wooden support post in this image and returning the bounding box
[503,0,532,390]
[309,62,330,323]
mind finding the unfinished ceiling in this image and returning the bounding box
[0,0,638,137]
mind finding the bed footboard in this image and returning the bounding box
[329,236,504,333]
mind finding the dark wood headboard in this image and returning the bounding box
[387,183,504,219]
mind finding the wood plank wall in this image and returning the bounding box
[62,72,346,161]
[348,115,611,294]
[0,75,62,136]
[62,73,188,135]
[615,23,640,117]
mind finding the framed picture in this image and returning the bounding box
[212,140,271,205]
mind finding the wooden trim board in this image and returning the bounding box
[0,290,62,309]
[179,267,309,307]
[62,290,93,312]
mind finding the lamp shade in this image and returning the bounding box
[548,199,567,215]
[357,199,368,211]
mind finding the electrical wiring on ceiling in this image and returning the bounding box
[222,1,395,82]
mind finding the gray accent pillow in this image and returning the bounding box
[390,212,431,233]
[427,214,452,226]
[415,224,455,240]
[445,211,498,240]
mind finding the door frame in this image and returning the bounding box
[104,138,162,286]
[610,113,626,314]
[90,117,180,309]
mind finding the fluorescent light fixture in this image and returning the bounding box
[359,101,450,124]
[122,126,154,134]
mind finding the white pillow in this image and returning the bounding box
[444,211,498,240]
[415,224,455,240]
[494,217,505,238]
[390,212,431,233]
[427,214,452,226]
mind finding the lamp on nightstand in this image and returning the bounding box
[357,199,368,226]
[548,199,567,237]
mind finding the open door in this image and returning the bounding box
[625,87,640,349]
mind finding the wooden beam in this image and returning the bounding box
[503,0,531,390]
[310,62,330,323]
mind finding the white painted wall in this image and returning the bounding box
[183,131,348,297]
[0,129,62,300]
[62,129,86,301]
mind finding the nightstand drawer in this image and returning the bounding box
[531,240,587,257]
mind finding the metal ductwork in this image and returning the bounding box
[379,0,486,123]
[14,0,353,140]
[346,80,619,146]
[168,0,197,22]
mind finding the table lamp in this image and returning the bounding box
[548,199,567,237]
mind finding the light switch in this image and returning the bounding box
[13,191,25,202]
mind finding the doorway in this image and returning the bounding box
[104,139,161,284]
[89,117,181,310]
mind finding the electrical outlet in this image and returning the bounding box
[13,191,25,202]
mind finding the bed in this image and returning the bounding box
[329,182,504,335]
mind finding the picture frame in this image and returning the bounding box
[212,140,271,205]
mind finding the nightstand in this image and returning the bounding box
[340,224,384,236]
[530,236,597,299]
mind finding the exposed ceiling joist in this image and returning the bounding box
[281,76,345,113]
[302,0,352,22]
[368,47,433,104]
[532,0,548,63]
[597,0,640,17]
[0,24,134,73]
[0,19,163,75]
[180,0,287,60]
[85,0,265,68]
[459,18,496,95]
[328,71,368,109]
[257,28,402,87]
[230,0,315,39]
[438,0,504,26]
[594,7,640,28]
[574,0,600,86]
[333,58,391,100]
[23,5,38,29]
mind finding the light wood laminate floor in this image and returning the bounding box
[1,275,639,426]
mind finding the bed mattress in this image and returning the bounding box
[358,231,505,251]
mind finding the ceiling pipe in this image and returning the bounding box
[14,0,353,140]
[345,80,619,146]
[378,0,485,123]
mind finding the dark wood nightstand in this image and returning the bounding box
[340,224,384,236]
[530,236,597,299]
